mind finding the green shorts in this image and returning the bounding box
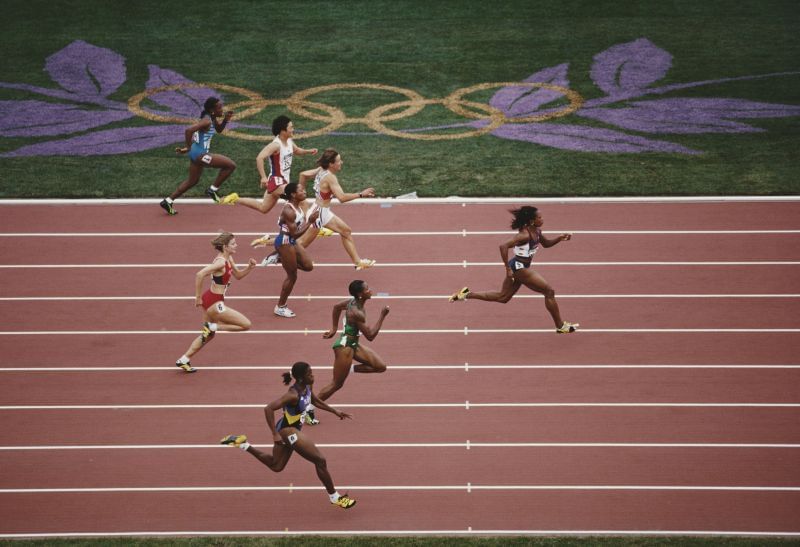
[332,333,359,350]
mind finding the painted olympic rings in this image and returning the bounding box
[127,81,584,141]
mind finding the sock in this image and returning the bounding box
[209,185,219,191]
[208,323,218,331]
[350,364,356,375]
[329,491,340,503]
[239,441,250,451]
[178,355,190,365]
[166,197,173,204]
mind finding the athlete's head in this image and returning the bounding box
[282,361,312,385]
[510,206,539,230]
[281,182,305,201]
[272,115,292,136]
[348,279,370,299]
[211,231,235,252]
[317,148,340,169]
[201,97,221,118]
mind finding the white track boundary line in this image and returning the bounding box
[3,293,799,302]
[2,328,799,335]
[1,484,798,494]
[1,530,798,539]
[2,260,799,269]
[1,402,797,410]
[2,364,798,372]
[1,442,797,450]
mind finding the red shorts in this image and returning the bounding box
[201,290,225,311]
[267,175,288,194]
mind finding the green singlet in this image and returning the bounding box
[332,299,360,350]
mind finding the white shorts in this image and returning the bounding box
[311,205,336,228]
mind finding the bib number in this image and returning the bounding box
[201,154,213,165]
[214,301,226,313]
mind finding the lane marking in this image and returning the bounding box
[1,402,798,410]
[1,484,798,494]
[1,442,798,450]
[2,328,800,335]
[2,261,799,269]
[2,364,799,372]
[3,293,800,302]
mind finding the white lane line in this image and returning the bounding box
[1,261,799,268]
[1,402,797,410]
[3,293,800,302]
[2,229,799,236]
[2,530,798,539]
[1,442,798,450]
[1,484,798,494]
[1,364,798,372]
[2,328,799,335]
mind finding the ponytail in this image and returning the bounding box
[282,361,310,385]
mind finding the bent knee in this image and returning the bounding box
[374,362,387,373]
[339,228,353,238]
[498,295,513,303]
[543,287,556,298]
[240,319,252,331]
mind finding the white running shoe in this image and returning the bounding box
[274,305,296,318]
[261,252,280,266]
[355,259,376,270]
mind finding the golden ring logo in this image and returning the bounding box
[128,81,584,141]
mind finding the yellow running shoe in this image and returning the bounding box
[449,287,470,302]
[318,227,335,237]
[251,234,272,247]
[556,321,579,334]
[331,494,357,509]
[355,259,375,270]
[220,192,239,205]
[220,434,248,447]
[175,361,197,373]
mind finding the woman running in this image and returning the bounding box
[220,361,357,509]
[174,232,257,372]
[160,97,236,215]
[219,115,317,245]
[272,182,320,318]
[316,280,390,408]
[294,148,377,270]
[449,206,579,334]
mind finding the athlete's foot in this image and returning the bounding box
[449,287,470,302]
[556,321,579,334]
[261,252,281,266]
[331,494,357,509]
[220,434,248,447]
[205,187,221,203]
[251,234,272,248]
[175,360,197,373]
[303,409,319,425]
[160,199,177,215]
[220,192,239,205]
[274,305,296,318]
[318,227,335,237]
[355,259,375,270]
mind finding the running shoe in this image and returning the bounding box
[220,192,239,205]
[449,287,470,302]
[201,322,216,343]
[556,321,579,334]
[318,227,335,237]
[160,199,177,215]
[331,494,357,509]
[274,305,296,318]
[303,409,319,426]
[261,252,281,266]
[251,234,272,247]
[205,187,221,203]
[175,360,197,373]
[355,259,375,270]
[220,434,248,447]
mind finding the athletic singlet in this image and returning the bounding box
[513,227,541,259]
[268,137,294,181]
[280,384,312,429]
[211,259,233,286]
[277,202,306,235]
[313,168,333,201]
[342,299,360,337]
[191,121,216,152]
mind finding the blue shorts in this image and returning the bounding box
[508,257,532,272]
[189,144,212,164]
[276,416,302,432]
[274,232,296,248]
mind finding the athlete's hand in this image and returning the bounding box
[322,329,336,339]
[195,297,203,307]
[561,233,572,241]
[308,208,321,223]
[308,148,318,155]
[335,410,353,420]
[360,187,376,198]
[273,433,284,444]
[259,177,269,189]
[175,147,188,154]
[247,258,257,268]
[380,306,390,317]
[506,266,515,279]
[223,111,234,121]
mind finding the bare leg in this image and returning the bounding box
[318,347,354,401]
[169,162,204,200]
[236,187,283,214]
[516,269,563,328]
[276,245,298,307]
[288,430,337,494]
[245,442,293,472]
[352,344,387,373]
[467,275,522,303]
[324,215,362,266]
[207,154,236,188]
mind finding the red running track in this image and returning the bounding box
[0,199,799,537]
